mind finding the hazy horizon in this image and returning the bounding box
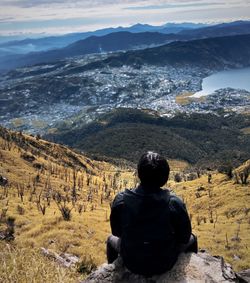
[0,0,249,38]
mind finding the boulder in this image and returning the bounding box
[82,252,246,283]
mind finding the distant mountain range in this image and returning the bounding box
[178,20,250,38]
[0,32,175,71]
[0,22,207,53]
[0,20,250,72]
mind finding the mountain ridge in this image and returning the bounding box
[98,33,250,69]
[1,21,250,72]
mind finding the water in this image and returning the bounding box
[193,67,250,97]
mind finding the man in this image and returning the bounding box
[107,151,197,277]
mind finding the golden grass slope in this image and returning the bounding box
[171,171,250,272]
[0,126,135,282]
[0,126,249,282]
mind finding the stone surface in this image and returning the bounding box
[41,247,79,268]
[82,252,241,283]
[236,269,250,283]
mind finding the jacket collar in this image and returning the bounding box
[135,184,161,194]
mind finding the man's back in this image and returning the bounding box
[107,152,196,276]
[110,186,191,276]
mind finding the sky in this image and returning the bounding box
[0,0,250,36]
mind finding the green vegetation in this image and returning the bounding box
[46,108,250,167]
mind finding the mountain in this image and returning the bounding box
[97,34,250,69]
[57,31,175,57]
[3,20,248,56]
[0,22,207,54]
[2,30,250,75]
[1,20,248,59]
[0,31,178,72]
[179,20,250,38]
[45,108,250,166]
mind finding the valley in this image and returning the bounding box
[0,61,210,133]
[1,34,250,135]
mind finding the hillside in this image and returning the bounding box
[0,32,176,72]
[99,33,250,69]
[0,125,187,281]
[45,108,250,166]
[0,125,135,282]
[0,125,249,282]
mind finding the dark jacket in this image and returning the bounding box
[110,185,191,276]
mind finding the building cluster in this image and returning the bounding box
[0,54,249,133]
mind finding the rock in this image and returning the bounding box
[41,247,79,268]
[82,252,240,283]
[236,269,250,283]
[233,254,241,261]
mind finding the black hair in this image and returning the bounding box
[137,151,170,189]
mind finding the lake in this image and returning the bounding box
[193,67,250,97]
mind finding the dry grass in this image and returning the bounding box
[175,92,206,105]
[0,242,78,283]
[172,173,250,271]
[0,127,135,281]
[175,92,194,105]
[240,127,250,135]
[9,118,25,128]
[32,119,48,129]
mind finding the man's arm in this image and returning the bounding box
[110,192,124,237]
[169,195,192,244]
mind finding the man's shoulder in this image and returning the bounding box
[112,188,182,207]
[168,192,186,211]
[169,192,183,203]
[111,190,128,208]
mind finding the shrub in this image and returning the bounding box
[56,203,73,221]
[76,256,97,274]
[21,153,35,162]
[16,205,25,215]
[174,173,182,182]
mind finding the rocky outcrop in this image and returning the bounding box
[82,252,247,283]
[41,248,79,268]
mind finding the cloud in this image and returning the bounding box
[124,2,223,10]
[0,17,15,22]
[0,0,146,8]
[0,0,249,36]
